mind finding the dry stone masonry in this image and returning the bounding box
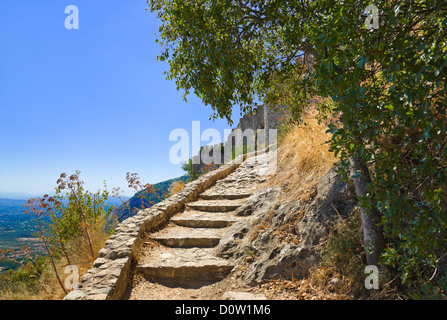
[64,147,275,300]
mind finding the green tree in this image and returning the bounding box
[148,0,447,290]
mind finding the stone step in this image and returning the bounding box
[136,247,234,280]
[151,226,223,248]
[199,192,253,200]
[186,199,244,212]
[171,211,240,228]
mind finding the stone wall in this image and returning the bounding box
[192,104,284,175]
[64,148,271,300]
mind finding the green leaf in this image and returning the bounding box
[384,104,394,111]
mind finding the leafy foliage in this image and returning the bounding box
[0,252,48,297]
[306,1,447,289]
[323,211,365,279]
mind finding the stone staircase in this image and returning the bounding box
[64,148,275,300]
[127,154,271,299]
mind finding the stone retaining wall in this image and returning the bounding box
[64,147,271,300]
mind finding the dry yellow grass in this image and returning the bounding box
[268,106,338,203]
[256,268,356,300]
[51,228,110,300]
[41,227,109,300]
[168,180,185,196]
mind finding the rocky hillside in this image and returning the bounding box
[217,167,357,285]
[65,107,404,300]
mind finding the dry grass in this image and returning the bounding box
[51,228,109,300]
[256,268,356,300]
[65,228,109,267]
[257,267,398,300]
[168,180,186,196]
[268,105,338,203]
[251,210,403,300]
[52,228,110,300]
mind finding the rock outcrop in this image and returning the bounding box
[216,167,357,285]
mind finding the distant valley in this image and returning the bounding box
[0,198,37,249]
[0,199,42,271]
[0,175,188,272]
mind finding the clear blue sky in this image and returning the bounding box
[0,1,240,197]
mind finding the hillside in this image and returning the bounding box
[113,175,189,222]
[0,196,125,272]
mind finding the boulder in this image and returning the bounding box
[295,167,357,248]
[216,187,282,259]
[63,290,86,300]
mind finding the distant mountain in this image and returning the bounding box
[106,196,130,206]
[113,175,189,222]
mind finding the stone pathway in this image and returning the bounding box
[126,153,272,300]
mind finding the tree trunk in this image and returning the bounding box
[349,155,385,266]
